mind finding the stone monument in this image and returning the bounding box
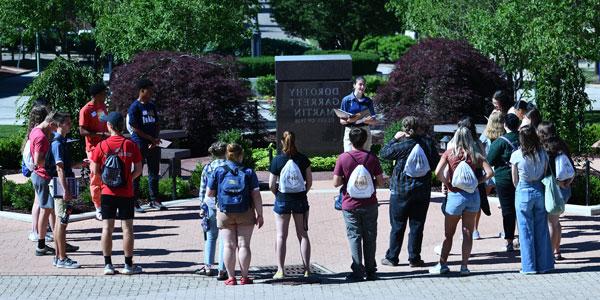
[275,55,352,156]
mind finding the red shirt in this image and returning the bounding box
[29,128,51,179]
[333,150,383,210]
[79,100,108,151]
[91,136,142,197]
[442,149,478,193]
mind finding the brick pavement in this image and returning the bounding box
[0,181,599,298]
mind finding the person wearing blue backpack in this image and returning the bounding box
[379,116,440,268]
[268,131,313,279]
[206,143,264,286]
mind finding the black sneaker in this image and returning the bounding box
[35,245,56,256]
[65,243,79,252]
[381,258,398,266]
[216,270,228,281]
[409,259,425,268]
[345,273,365,282]
[365,273,379,281]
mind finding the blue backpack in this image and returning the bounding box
[217,165,250,213]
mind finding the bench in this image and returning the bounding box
[160,148,191,201]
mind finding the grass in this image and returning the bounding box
[0,125,24,138]
[585,111,600,125]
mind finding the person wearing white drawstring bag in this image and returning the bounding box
[430,127,494,276]
[379,116,440,268]
[538,122,575,261]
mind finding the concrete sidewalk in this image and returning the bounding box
[0,185,598,298]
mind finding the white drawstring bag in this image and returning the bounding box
[279,159,306,193]
[404,144,430,177]
[555,153,575,181]
[347,153,375,199]
[451,161,478,193]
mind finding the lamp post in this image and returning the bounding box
[439,135,451,151]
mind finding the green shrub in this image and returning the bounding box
[256,74,276,97]
[571,174,600,206]
[2,179,35,210]
[363,75,388,97]
[359,35,416,63]
[189,163,204,189]
[310,156,338,171]
[252,147,272,171]
[139,176,150,200]
[217,129,255,168]
[582,123,600,154]
[304,50,380,75]
[0,131,25,170]
[238,56,275,77]
[380,121,404,176]
[80,185,92,204]
[159,177,191,200]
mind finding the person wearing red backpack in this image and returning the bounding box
[91,112,143,275]
[333,127,384,281]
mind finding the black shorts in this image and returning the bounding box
[101,195,135,220]
[273,199,309,215]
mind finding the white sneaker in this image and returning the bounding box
[472,230,481,240]
[429,263,450,275]
[122,264,143,275]
[56,257,81,269]
[28,231,39,242]
[45,232,54,242]
[434,244,442,256]
[95,208,103,221]
[104,264,115,275]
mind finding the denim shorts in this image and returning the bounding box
[445,190,480,216]
[273,199,309,215]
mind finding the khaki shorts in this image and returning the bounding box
[343,126,372,152]
[54,198,71,224]
[217,209,256,228]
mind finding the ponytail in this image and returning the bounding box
[282,131,297,156]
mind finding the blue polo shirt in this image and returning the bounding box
[340,92,376,117]
[47,132,74,178]
[127,99,159,146]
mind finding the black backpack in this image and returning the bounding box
[101,138,126,188]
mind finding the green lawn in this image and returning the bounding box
[586,111,600,125]
[0,125,25,138]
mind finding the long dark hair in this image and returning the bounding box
[493,90,514,113]
[281,131,298,156]
[519,125,543,160]
[525,108,542,129]
[537,121,570,157]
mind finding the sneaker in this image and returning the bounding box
[381,258,398,266]
[149,200,168,211]
[272,271,285,279]
[52,256,58,266]
[554,253,565,261]
[103,264,115,275]
[498,232,505,239]
[409,259,425,268]
[472,230,481,240]
[428,263,450,275]
[35,245,56,256]
[65,243,79,252]
[304,271,311,278]
[345,273,365,282]
[434,245,442,256]
[365,273,379,281]
[216,270,228,281]
[505,243,515,252]
[121,264,143,275]
[56,257,81,269]
[519,270,537,275]
[134,204,145,213]
[459,266,470,276]
[28,231,39,242]
[513,238,520,249]
[194,267,216,276]
[45,232,54,242]
[95,208,103,221]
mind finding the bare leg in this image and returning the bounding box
[236,225,254,278]
[221,226,238,279]
[54,221,67,260]
[274,213,291,273]
[37,208,52,244]
[548,214,561,254]
[440,215,461,264]
[474,211,481,232]
[31,194,39,234]
[101,219,115,257]
[292,212,311,272]
[460,212,477,268]
[122,219,134,257]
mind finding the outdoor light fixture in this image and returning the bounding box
[440,135,451,150]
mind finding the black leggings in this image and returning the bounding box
[496,181,516,240]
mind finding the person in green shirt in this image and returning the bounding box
[486,113,520,251]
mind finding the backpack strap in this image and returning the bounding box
[499,136,517,151]
[347,151,371,165]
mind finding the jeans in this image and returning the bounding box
[385,192,429,264]
[133,145,160,201]
[516,180,554,273]
[496,180,517,240]
[343,204,378,275]
[204,209,225,270]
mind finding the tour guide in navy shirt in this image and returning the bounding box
[127,78,166,211]
[339,76,377,152]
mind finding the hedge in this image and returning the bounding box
[358,35,416,63]
[304,50,380,75]
[0,132,24,170]
[256,74,276,97]
[238,56,275,78]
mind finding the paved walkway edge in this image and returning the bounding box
[1,190,598,223]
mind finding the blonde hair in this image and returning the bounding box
[451,127,481,164]
[483,111,505,141]
[281,131,297,156]
[226,143,244,162]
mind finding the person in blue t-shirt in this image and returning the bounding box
[339,76,377,152]
[127,78,165,211]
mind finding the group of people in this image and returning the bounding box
[25,79,165,274]
[24,75,575,283]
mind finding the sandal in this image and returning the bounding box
[224,277,237,286]
[240,277,254,285]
